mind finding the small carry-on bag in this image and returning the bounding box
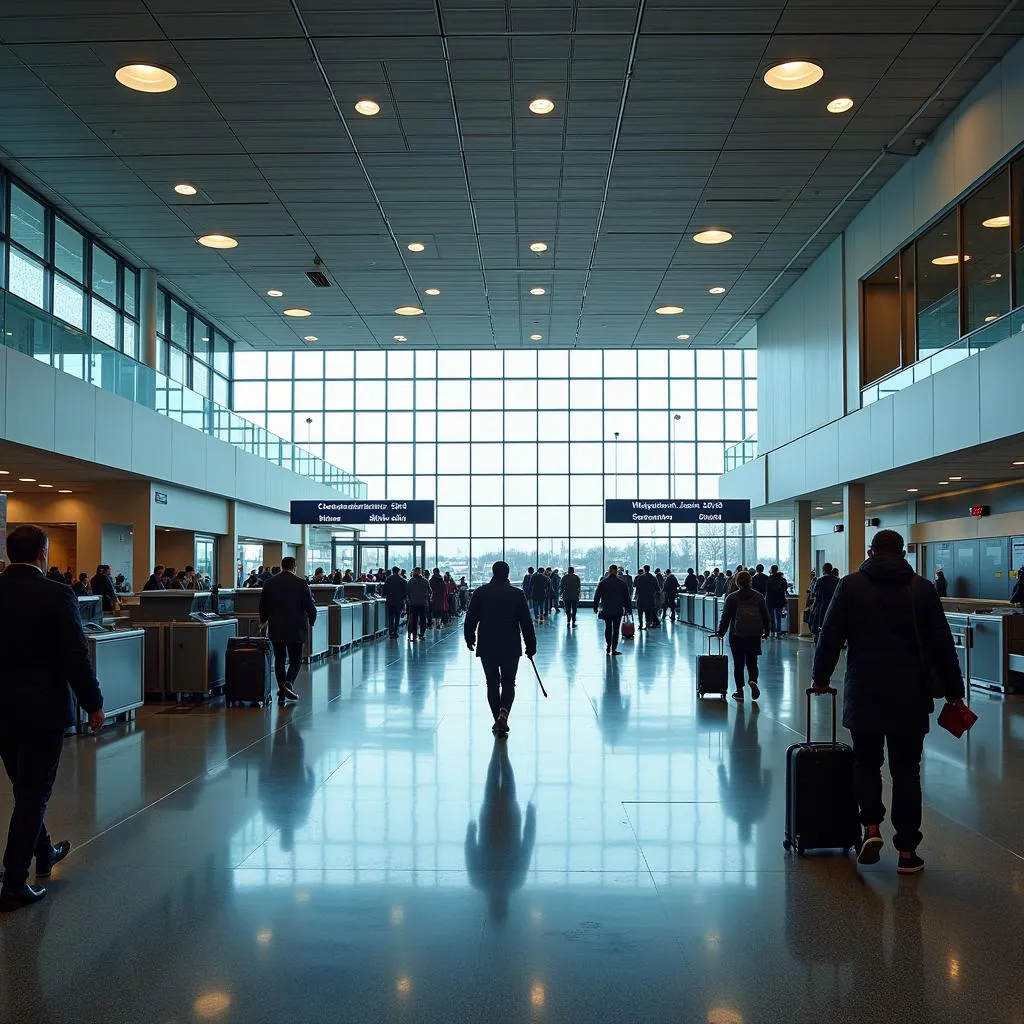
[225,634,273,708]
[783,687,860,856]
[696,634,729,699]
[621,615,636,640]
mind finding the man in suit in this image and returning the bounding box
[142,565,165,591]
[0,525,105,911]
[593,565,633,656]
[259,557,317,703]
[90,563,117,612]
[465,561,537,738]
[382,565,408,639]
[633,565,659,631]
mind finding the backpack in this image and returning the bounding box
[732,596,763,638]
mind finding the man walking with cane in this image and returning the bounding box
[465,561,537,738]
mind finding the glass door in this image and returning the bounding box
[354,541,426,577]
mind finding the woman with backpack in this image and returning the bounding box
[764,564,789,638]
[716,570,771,702]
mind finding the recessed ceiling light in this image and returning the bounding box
[18,478,35,482]
[395,306,424,316]
[826,97,854,114]
[266,289,283,297]
[197,234,238,249]
[938,480,949,485]
[984,315,1000,323]
[656,305,684,315]
[815,506,824,511]
[949,476,962,481]
[393,335,407,342]
[693,229,732,245]
[174,182,198,196]
[0,470,7,475]
[530,287,546,295]
[1013,461,1024,466]
[864,501,872,505]
[38,484,53,488]
[709,286,727,295]
[424,288,441,296]
[58,489,73,494]
[982,215,1010,228]
[529,242,548,252]
[763,60,824,91]
[676,334,691,340]
[303,335,318,342]
[831,500,841,505]
[0,490,12,494]
[530,333,543,341]
[115,64,178,93]
[907,488,919,493]
[354,99,380,116]
[529,97,555,115]
[283,308,311,317]
[931,254,969,266]
[407,242,425,252]
[991,273,1003,280]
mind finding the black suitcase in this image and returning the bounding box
[783,687,860,856]
[696,634,729,699]
[225,635,273,708]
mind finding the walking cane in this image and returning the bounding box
[529,657,548,698]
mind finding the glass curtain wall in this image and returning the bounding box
[233,347,788,584]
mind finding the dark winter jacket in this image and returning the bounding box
[593,575,632,618]
[765,571,789,609]
[406,575,430,607]
[714,573,728,597]
[560,572,582,602]
[464,578,537,660]
[811,554,965,734]
[683,572,700,594]
[382,573,408,607]
[633,571,659,610]
[750,571,769,597]
[717,588,770,648]
[664,573,680,600]
[809,572,840,630]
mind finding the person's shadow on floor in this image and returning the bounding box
[599,660,630,746]
[259,710,316,853]
[717,705,771,844]
[465,741,536,926]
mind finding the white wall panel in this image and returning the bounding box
[837,408,873,484]
[130,404,173,482]
[892,379,934,467]
[933,355,981,455]
[151,483,228,535]
[168,420,208,492]
[718,455,766,505]
[236,502,302,545]
[5,351,56,453]
[94,391,134,471]
[768,436,807,504]
[803,423,840,495]
[868,398,895,476]
[53,372,96,464]
[979,331,1024,443]
[954,65,1003,197]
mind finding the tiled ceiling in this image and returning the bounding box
[0,1,1021,351]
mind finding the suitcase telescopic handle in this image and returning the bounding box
[708,633,723,655]
[805,686,838,745]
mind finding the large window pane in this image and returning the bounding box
[962,167,1011,333]
[90,296,117,345]
[54,220,85,282]
[91,244,118,303]
[916,210,960,358]
[10,185,45,256]
[9,248,45,307]
[53,276,85,328]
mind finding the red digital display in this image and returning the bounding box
[970,505,990,517]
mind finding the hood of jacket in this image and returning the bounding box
[858,553,914,587]
[734,588,759,602]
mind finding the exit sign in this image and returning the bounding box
[969,505,990,518]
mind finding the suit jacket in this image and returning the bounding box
[633,571,659,609]
[559,573,582,601]
[382,574,408,607]
[258,570,317,644]
[406,576,430,606]
[0,564,103,730]
[91,571,118,611]
[464,579,537,660]
[593,575,632,617]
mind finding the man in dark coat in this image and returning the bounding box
[812,530,965,875]
[633,565,659,631]
[406,568,430,640]
[0,525,105,911]
[382,566,408,639]
[810,562,840,640]
[259,557,317,703]
[750,564,768,598]
[90,563,117,612]
[663,569,680,620]
[683,569,700,594]
[593,565,633,656]
[559,567,582,627]
[464,561,537,737]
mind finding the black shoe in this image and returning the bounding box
[612,649,621,656]
[36,840,71,879]
[857,830,883,865]
[897,853,925,875]
[279,687,300,702]
[0,884,47,912]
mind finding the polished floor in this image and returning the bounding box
[2,614,1024,1023]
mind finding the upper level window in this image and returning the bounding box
[54,219,85,282]
[10,185,45,257]
[915,210,960,360]
[963,167,1011,333]
[91,243,117,303]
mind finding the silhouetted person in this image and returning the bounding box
[0,525,104,911]
[717,570,770,702]
[90,563,116,612]
[934,569,948,598]
[406,568,430,640]
[465,742,536,925]
[663,569,680,620]
[593,564,632,656]
[72,572,90,597]
[633,565,659,630]
[259,557,317,704]
[560,566,582,627]
[465,561,536,737]
[382,566,408,639]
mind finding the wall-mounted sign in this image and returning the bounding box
[604,499,751,524]
[865,517,881,528]
[154,491,168,505]
[969,505,990,517]
[833,524,845,533]
[290,500,435,526]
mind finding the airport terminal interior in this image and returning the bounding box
[2,1,1024,1021]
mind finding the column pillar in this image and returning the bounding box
[294,527,308,578]
[139,268,159,370]
[218,501,238,588]
[843,481,866,576]
[794,500,812,636]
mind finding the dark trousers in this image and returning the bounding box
[563,598,579,624]
[0,728,64,888]
[850,730,925,852]
[387,604,402,637]
[407,606,426,637]
[729,636,759,688]
[638,606,656,629]
[481,656,519,718]
[665,596,677,619]
[604,614,623,651]
[271,641,303,690]
[769,605,785,634]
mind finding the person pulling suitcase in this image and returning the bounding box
[716,570,770,702]
[258,557,317,703]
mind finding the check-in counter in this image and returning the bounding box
[343,584,373,642]
[305,585,339,661]
[230,587,264,638]
[944,608,1024,694]
[699,596,719,631]
[166,618,237,697]
[211,587,236,616]
[136,590,214,621]
[78,628,145,730]
[681,594,696,624]
[785,595,799,634]
[367,584,387,637]
[331,600,360,649]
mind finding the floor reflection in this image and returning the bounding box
[465,741,536,924]
[259,711,315,853]
[717,705,771,843]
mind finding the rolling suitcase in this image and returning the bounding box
[783,687,859,856]
[696,634,729,699]
[225,634,273,708]
[621,615,636,640]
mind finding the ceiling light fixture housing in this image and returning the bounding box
[395,306,424,316]
[407,242,425,253]
[354,99,380,116]
[303,335,318,342]
[424,288,441,296]
[529,97,555,115]
[530,287,546,295]
[763,60,824,91]
[283,308,312,317]
[709,286,727,295]
[693,229,732,245]
[393,335,407,342]
[197,234,238,249]
[656,305,684,315]
[266,289,283,297]
[982,215,1010,228]
[931,254,969,266]
[174,182,198,196]
[826,97,854,114]
[530,333,543,341]
[529,242,548,253]
[58,489,73,494]
[676,334,691,340]
[115,63,178,93]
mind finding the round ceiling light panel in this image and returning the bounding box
[693,229,732,245]
[115,64,178,93]
[763,61,824,91]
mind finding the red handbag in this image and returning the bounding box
[937,701,978,739]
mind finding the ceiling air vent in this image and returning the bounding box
[305,256,331,288]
